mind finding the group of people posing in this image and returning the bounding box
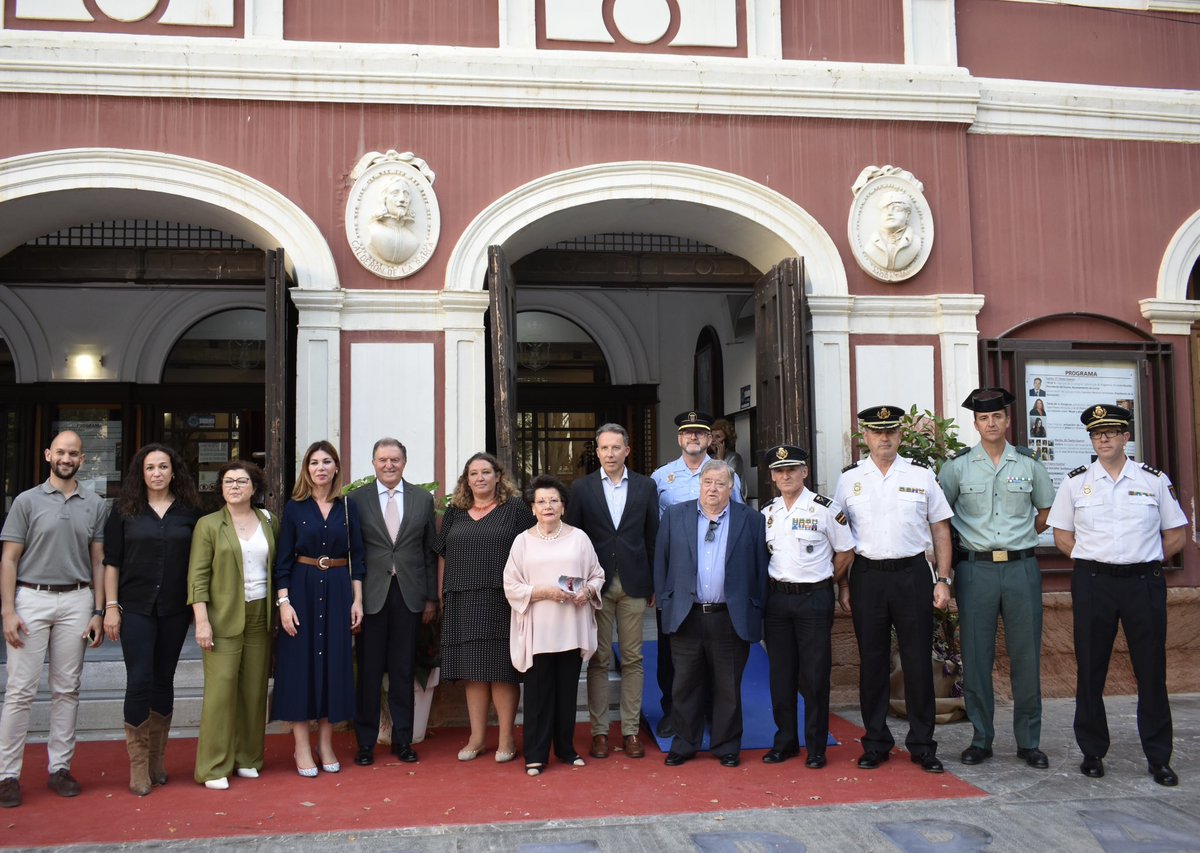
[0,386,1184,808]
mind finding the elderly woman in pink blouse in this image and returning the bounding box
[504,474,604,777]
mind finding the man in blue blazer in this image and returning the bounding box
[565,423,658,760]
[653,459,768,767]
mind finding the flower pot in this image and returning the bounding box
[412,667,440,744]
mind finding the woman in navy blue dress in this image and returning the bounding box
[271,440,365,777]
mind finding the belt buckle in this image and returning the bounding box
[992,550,1008,563]
[317,556,331,569]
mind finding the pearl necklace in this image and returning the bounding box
[535,522,563,541]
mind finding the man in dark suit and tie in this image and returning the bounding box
[348,438,438,765]
[654,459,768,768]
[565,423,658,760]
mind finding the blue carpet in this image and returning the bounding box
[635,640,839,753]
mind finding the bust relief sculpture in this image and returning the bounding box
[345,150,440,279]
[848,166,933,283]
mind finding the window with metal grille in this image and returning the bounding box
[552,233,720,253]
[28,220,257,249]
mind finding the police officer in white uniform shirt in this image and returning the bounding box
[1047,404,1186,787]
[760,445,854,769]
[832,405,954,774]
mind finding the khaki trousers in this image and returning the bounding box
[586,575,647,737]
[0,586,92,778]
[194,599,270,783]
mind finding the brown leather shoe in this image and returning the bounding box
[623,735,645,759]
[47,769,81,798]
[590,734,609,759]
[0,778,20,808]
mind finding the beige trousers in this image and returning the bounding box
[586,575,647,737]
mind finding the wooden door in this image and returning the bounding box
[754,257,813,500]
[264,247,292,514]
[488,245,520,481]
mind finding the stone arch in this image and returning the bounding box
[1158,209,1200,302]
[446,160,848,296]
[517,291,650,386]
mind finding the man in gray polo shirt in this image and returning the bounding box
[0,431,108,808]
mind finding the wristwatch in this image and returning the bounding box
[935,576,953,587]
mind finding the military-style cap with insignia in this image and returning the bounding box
[674,410,714,432]
[961,387,1016,413]
[763,444,808,469]
[857,404,903,430]
[1080,404,1132,432]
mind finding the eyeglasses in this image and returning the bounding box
[534,498,562,507]
[222,477,251,488]
[705,519,719,542]
[1090,430,1124,441]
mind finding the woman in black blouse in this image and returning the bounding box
[103,444,202,796]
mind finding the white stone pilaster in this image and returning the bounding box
[291,289,344,461]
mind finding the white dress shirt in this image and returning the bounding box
[762,487,855,583]
[832,456,954,559]
[599,467,628,529]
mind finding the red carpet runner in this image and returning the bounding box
[2,716,982,848]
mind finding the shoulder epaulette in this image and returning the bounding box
[909,458,931,469]
[813,494,832,508]
[841,461,858,473]
[1068,465,1087,478]
[1142,462,1164,477]
[949,447,971,460]
[1015,445,1036,458]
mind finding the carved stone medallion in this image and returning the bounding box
[847,166,933,283]
[345,150,440,279]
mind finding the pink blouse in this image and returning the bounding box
[503,525,604,673]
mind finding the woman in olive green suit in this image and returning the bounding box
[187,461,280,790]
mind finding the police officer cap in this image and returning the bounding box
[763,444,808,469]
[1080,403,1132,432]
[857,405,903,429]
[674,410,713,432]
[961,387,1016,413]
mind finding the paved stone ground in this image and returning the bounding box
[28,694,1200,853]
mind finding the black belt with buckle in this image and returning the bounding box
[1076,559,1160,578]
[964,548,1035,563]
[16,580,90,593]
[769,577,833,594]
[694,602,728,613]
[856,554,924,572]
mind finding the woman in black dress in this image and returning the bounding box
[102,443,202,796]
[271,440,364,777]
[436,452,535,764]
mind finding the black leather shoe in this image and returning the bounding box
[1149,764,1179,787]
[664,752,691,767]
[1080,756,1105,778]
[857,750,890,769]
[0,778,19,809]
[47,769,81,797]
[655,718,675,739]
[805,753,827,769]
[1017,747,1049,769]
[392,744,419,763]
[354,746,374,766]
[960,746,993,765]
[718,753,740,768]
[911,753,944,774]
[762,748,798,764]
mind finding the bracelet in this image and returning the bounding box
[105,602,122,611]
[277,596,290,607]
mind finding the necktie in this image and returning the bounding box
[385,489,401,542]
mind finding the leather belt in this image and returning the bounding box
[856,554,924,572]
[964,548,1035,563]
[296,556,349,570]
[769,577,833,594]
[17,580,90,593]
[694,602,728,613]
[1076,559,1160,578]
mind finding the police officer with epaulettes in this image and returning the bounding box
[1048,404,1186,787]
[937,388,1055,770]
[832,405,954,774]
[759,444,854,769]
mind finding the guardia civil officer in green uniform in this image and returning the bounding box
[937,388,1054,770]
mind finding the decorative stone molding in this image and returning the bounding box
[1139,299,1200,336]
[345,150,440,280]
[1140,208,1200,334]
[848,166,933,283]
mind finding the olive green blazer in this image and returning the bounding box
[187,506,280,637]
